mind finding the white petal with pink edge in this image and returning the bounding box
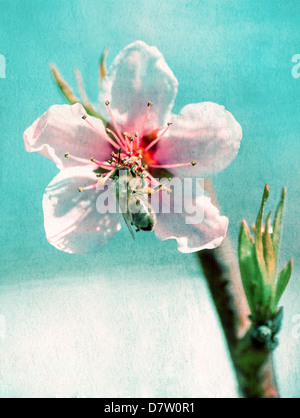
[43,165,122,254]
[24,103,112,170]
[154,184,229,253]
[98,41,178,136]
[152,102,242,178]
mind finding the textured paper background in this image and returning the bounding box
[0,0,299,398]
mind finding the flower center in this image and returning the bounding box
[65,101,197,192]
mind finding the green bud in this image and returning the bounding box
[238,184,293,320]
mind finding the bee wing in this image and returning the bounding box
[117,194,136,241]
[121,212,136,241]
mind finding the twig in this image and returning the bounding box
[197,179,279,398]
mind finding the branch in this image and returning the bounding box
[197,179,279,398]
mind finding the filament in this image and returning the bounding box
[148,161,197,169]
[144,124,171,153]
[105,101,127,148]
[140,102,152,139]
[82,116,120,150]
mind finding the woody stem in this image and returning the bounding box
[197,179,279,398]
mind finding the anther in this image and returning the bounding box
[64,153,96,165]
[191,161,197,166]
[82,115,87,120]
[148,102,153,107]
[167,122,173,126]
[91,158,96,162]
[78,187,83,193]
[105,100,110,106]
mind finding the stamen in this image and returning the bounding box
[135,132,140,150]
[145,172,161,188]
[105,101,126,147]
[97,168,115,185]
[78,183,98,192]
[140,102,153,139]
[82,115,120,150]
[148,178,172,196]
[123,132,131,150]
[106,128,126,150]
[90,157,114,170]
[65,153,96,165]
[129,136,134,154]
[148,161,197,169]
[153,178,172,192]
[144,123,172,153]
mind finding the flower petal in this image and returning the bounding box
[153,102,242,178]
[154,183,228,253]
[98,41,178,135]
[43,165,122,254]
[24,103,112,169]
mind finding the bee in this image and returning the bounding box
[114,168,156,239]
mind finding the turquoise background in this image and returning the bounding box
[0,0,299,398]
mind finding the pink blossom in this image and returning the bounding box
[24,41,242,254]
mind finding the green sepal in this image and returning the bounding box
[50,64,80,105]
[50,64,106,124]
[262,210,276,289]
[99,47,109,84]
[254,184,270,285]
[272,259,293,310]
[239,184,292,321]
[272,187,286,262]
[238,220,265,314]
